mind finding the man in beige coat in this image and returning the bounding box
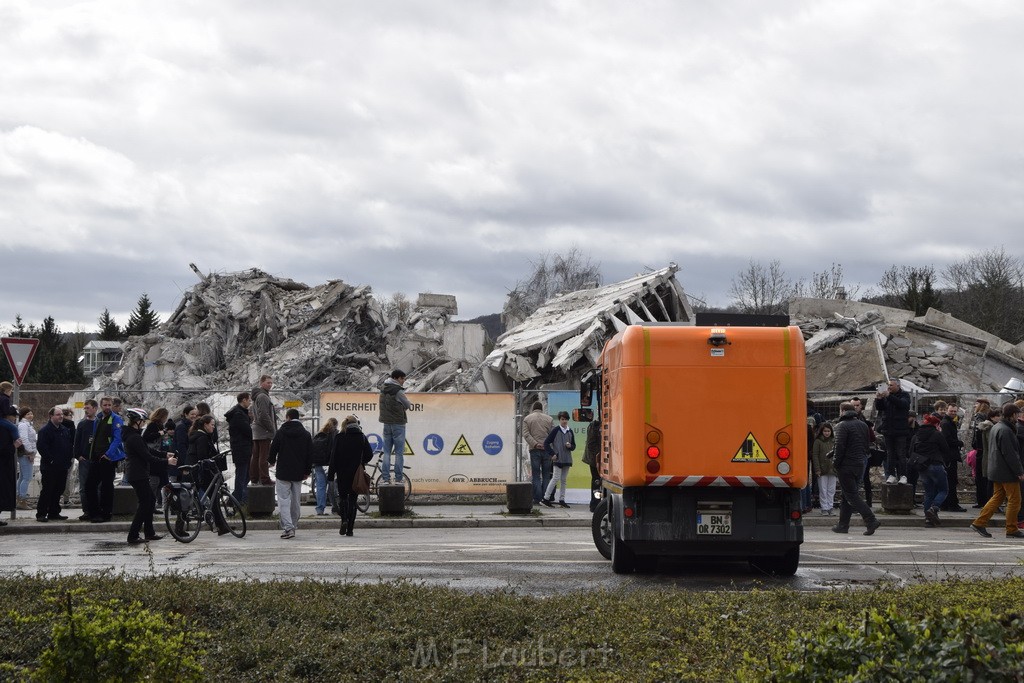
[523,401,554,503]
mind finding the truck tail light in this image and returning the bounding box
[776,446,791,460]
[624,507,635,518]
[646,445,660,458]
[646,460,660,474]
[790,510,801,520]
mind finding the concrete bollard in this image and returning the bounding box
[505,482,534,514]
[880,482,914,514]
[247,484,277,518]
[111,486,138,516]
[377,484,406,515]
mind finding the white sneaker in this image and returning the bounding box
[885,475,897,484]
[898,476,908,485]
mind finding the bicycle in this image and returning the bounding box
[164,458,247,542]
[356,450,412,513]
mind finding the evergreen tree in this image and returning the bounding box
[124,293,161,337]
[97,309,123,341]
[28,316,66,383]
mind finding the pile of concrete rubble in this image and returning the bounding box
[101,268,457,400]
[480,264,694,391]
[793,298,1024,396]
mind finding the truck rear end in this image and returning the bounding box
[593,324,807,574]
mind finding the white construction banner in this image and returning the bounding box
[320,392,516,494]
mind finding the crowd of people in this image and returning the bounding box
[806,380,1024,538]
[0,369,410,541]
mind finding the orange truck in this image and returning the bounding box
[580,323,807,575]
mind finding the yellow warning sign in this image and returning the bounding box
[451,434,474,456]
[731,432,769,463]
[404,440,415,456]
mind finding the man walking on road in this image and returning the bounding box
[378,369,411,485]
[523,401,554,503]
[832,401,881,536]
[249,375,277,486]
[268,408,312,539]
[971,402,1024,539]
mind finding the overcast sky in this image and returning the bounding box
[2,1,1022,333]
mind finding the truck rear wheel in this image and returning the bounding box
[610,522,636,574]
[749,546,800,577]
[592,498,611,560]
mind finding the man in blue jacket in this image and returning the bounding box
[84,396,125,523]
[35,406,74,522]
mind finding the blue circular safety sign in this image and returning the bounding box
[482,434,503,455]
[423,434,444,455]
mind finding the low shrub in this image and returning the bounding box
[6,588,206,682]
[743,605,1024,682]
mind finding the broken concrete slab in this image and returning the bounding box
[484,264,693,388]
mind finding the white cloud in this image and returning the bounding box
[1,0,1023,333]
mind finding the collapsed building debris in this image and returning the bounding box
[480,264,694,391]
[792,298,1024,397]
[106,268,388,396]
[94,268,489,411]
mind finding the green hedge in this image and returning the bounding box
[1,575,1024,681]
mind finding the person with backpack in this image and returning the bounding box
[311,418,338,516]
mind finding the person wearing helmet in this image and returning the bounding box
[123,408,177,545]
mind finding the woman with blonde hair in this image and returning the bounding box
[327,415,373,536]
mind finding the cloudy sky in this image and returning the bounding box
[2,1,1022,332]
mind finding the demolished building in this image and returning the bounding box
[97,268,487,407]
[479,264,694,391]
[792,297,1024,401]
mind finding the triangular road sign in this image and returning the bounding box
[1,337,40,385]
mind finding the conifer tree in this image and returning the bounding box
[97,309,123,341]
[125,293,161,337]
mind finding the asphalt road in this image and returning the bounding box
[3,524,1022,593]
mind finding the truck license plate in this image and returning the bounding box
[697,513,731,535]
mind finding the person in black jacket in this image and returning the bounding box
[911,413,952,527]
[35,407,74,522]
[122,409,176,544]
[185,415,231,535]
[939,404,966,512]
[875,379,912,484]
[268,409,312,539]
[224,392,253,504]
[327,415,373,537]
[832,403,881,536]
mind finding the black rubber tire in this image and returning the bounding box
[165,497,201,543]
[592,498,611,560]
[217,490,247,538]
[749,546,800,577]
[610,512,636,574]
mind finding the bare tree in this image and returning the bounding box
[502,249,602,328]
[728,259,795,315]
[793,263,860,300]
[874,265,943,315]
[943,247,1024,342]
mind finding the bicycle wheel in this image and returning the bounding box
[216,488,247,538]
[165,495,202,543]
